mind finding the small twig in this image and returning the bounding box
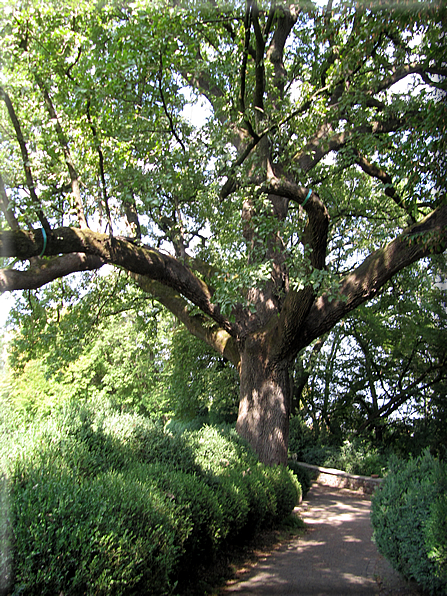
[158,54,186,153]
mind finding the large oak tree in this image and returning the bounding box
[0,0,445,464]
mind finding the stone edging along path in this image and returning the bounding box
[295,461,383,494]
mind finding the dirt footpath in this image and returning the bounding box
[220,484,421,595]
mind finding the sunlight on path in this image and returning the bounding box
[221,485,419,596]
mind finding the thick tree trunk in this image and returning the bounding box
[236,338,291,466]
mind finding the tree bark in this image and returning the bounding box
[236,336,291,465]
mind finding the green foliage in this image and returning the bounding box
[0,0,445,475]
[426,492,447,586]
[294,258,446,456]
[371,451,447,595]
[323,440,388,477]
[183,424,258,475]
[4,274,175,419]
[288,415,314,457]
[164,327,239,423]
[287,461,314,497]
[288,415,389,477]
[1,401,301,596]
[3,271,240,424]
[302,440,388,477]
[1,359,63,418]
[263,465,301,522]
[141,463,223,573]
[11,467,180,596]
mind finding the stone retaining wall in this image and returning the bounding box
[296,461,383,494]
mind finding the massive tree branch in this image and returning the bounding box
[251,1,266,116]
[182,50,249,153]
[264,176,330,270]
[293,116,405,173]
[239,1,252,116]
[0,253,104,292]
[371,63,447,95]
[266,5,297,100]
[133,273,241,369]
[0,227,238,337]
[294,204,447,355]
[353,150,416,223]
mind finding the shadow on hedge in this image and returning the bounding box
[1,402,301,596]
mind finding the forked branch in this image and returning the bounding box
[0,86,51,234]
[295,204,447,354]
[0,253,104,292]
[133,273,241,368]
[35,75,88,229]
[354,150,416,223]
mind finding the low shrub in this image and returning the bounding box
[10,465,181,596]
[324,440,387,477]
[426,491,447,587]
[100,409,200,473]
[287,460,314,496]
[207,469,251,540]
[1,401,301,596]
[185,423,259,474]
[243,464,278,532]
[143,462,224,572]
[264,465,301,522]
[371,451,447,595]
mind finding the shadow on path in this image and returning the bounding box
[220,484,420,595]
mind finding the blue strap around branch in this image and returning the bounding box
[5,227,47,269]
[38,228,47,257]
[302,189,312,207]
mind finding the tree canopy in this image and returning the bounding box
[0,0,446,463]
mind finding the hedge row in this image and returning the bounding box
[0,403,301,595]
[371,451,447,595]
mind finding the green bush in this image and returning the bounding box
[324,440,388,477]
[207,469,251,540]
[185,423,259,474]
[242,463,278,531]
[143,463,224,572]
[264,466,301,522]
[288,415,314,458]
[426,491,447,587]
[100,409,200,473]
[287,460,314,496]
[10,465,181,595]
[1,401,301,596]
[371,451,447,595]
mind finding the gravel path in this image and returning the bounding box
[220,484,421,595]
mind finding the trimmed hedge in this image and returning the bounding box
[371,451,447,595]
[1,402,301,595]
[287,460,313,496]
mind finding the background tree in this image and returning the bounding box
[293,257,447,454]
[0,0,445,464]
[2,272,239,421]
